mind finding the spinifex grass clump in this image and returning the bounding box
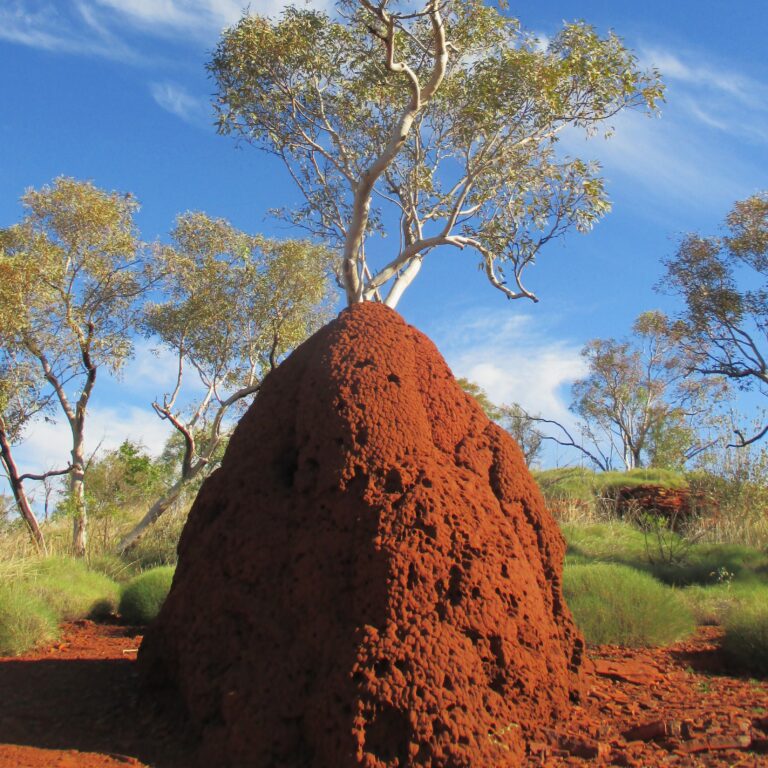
[564,562,694,646]
[28,557,119,621]
[0,582,58,656]
[119,566,175,624]
[722,603,768,676]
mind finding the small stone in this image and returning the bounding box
[622,720,681,742]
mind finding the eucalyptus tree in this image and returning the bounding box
[661,193,768,447]
[118,212,335,552]
[209,0,663,308]
[537,312,728,471]
[0,178,151,556]
[0,353,62,553]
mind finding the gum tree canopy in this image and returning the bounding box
[662,193,768,447]
[209,0,663,307]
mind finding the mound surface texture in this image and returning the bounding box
[139,302,585,767]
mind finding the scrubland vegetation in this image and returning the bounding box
[0,435,766,677]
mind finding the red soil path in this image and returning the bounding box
[0,621,765,766]
[0,620,192,768]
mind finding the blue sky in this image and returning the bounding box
[1,0,767,486]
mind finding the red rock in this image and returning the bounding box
[754,715,768,733]
[622,720,681,742]
[593,659,662,686]
[558,735,610,758]
[138,303,585,768]
[678,734,752,753]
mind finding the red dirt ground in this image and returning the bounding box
[0,620,765,766]
[0,620,193,768]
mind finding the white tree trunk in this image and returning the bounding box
[70,437,87,557]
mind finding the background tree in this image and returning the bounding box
[84,440,168,553]
[118,212,336,552]
[209,1,663,308]
[536,311,728,471]
[0,353,65,553]
[457,377,543,465]
[661,193,768,447]
[0,177,151,556]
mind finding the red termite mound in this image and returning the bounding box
[138,302,585,767]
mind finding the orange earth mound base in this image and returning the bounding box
[1,621,766,767]
[139,302,585,767]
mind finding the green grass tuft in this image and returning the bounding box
[27,557,119,621]
[119,566,175,625]
[564,562,695,647]
[722,603,768,676]
[0,582,58,656]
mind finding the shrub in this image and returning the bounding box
[0,582,58,656]
[88,554,140,583]
[563,563,695,647]
[27,557,119,620]
[119,566,175,624]
[722,603,768,676]
[681,583,768,626]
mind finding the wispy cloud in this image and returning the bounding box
[0,0,334,58]
[640,47,768,110]
[0,1,137,60]
[436,311,587,425]
[150,81,209,126]
[558,42,768,216]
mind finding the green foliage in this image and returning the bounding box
[84,440,170,551]
[566,311,727,471]
[661,194,768,446]
[562,521,768,588]
[209,3,663,306]
[0,582,58,656]
[681,583,768,627]
[535,467,688,511]
[119,566,175,625]
[563,563,695,646]
[722,603,768,676]
[0,177,153,555]
[26,557,119,620]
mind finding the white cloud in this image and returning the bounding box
[119,339,183,393]
[436,311,587,425]
[640,47,768,110]
[14,405,173,472]
[0,0,335,57]
[0,1,137,60]
[150,81,209,126]
[91,0,244,39]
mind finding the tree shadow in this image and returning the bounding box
[0,656,194,767]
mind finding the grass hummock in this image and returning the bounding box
[563,562,695,647]
[119,566,175,624]
[0,581,58,656]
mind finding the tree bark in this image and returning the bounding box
[117,478,187,554]
[0,427,47,554]
[69,436,87,557]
